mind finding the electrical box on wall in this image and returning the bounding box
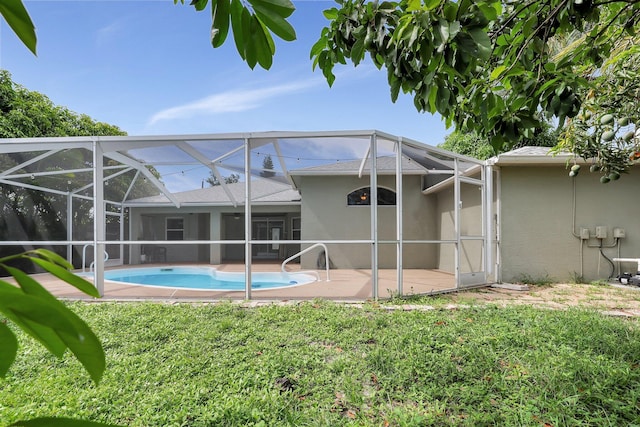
[614,228,626,238]
[596,226,608,239]
[580,228,590,240]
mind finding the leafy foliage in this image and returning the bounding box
[439,132,495,160]
[177,0,296,69]
[557,41,640,182]
[5,0,640,176]
[0,249,105,383]
[311,0,640,174]
[441,122,557,160]
[205,171,240,186]
[260,153,276,177]
[0,70,126,138]
[0,250,113,427]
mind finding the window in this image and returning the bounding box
[166,217,184,240]
[347,187,396,206]
[291,217,301,240]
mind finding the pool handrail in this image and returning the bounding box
[281,242,330,281]
[82,243,109,273]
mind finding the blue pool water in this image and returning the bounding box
[102,266,316,291]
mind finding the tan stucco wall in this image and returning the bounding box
[297,175,437,269]
[499,165,640,282]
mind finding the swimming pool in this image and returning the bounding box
[101,266,317,291]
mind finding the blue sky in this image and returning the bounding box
[0,0,450,146]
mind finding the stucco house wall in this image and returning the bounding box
[130,206,211,264]
[129,204,300,264]
[221,207,301,261]
[297,174,437,269]
[497,165,640,283]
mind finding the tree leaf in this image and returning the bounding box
[323,8,338,20]
[28,248,73,270]
[448,21,461,40]
[351,37,366,66]
[478,2,498,21]
[468,27,491,60]
[427,84,438,112]
[211,0,231,47]
[230,0,246,59]
[242,10,258,69]
[310,37,326,60]
[436,85,450,115]
[250,16,274,69]
[56,312,106,384]
[7,268,105,383]
[0,321,18,377]
[0,281,67,357]
[190,0,208,11]
[490,65,506,81]
[0,291,80,341]
[0,284,105,384]
[251,0,296,41]
[0,0,37,55]
[27,257,99,298]
[247,0,294,18]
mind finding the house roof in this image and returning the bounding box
[489,146,575,165]
[125,179,300,207]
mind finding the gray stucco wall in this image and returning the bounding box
[222,210,301,261]
[130,207,211,264]
[499,165,640,283]
[128,205,300,264]
[298,175,437,269]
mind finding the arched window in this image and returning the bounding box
[347,187,396,206]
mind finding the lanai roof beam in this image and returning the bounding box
[0,149,62,178]
[176,141,238,207]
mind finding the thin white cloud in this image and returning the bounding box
[147,78,321,126]
[95,18,127,46]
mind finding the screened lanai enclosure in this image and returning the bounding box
[0,131,494,300]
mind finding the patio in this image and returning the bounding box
[26,264,457,301]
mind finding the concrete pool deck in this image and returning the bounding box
[19,263,460,301]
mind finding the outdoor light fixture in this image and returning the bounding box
[360,193,368,201]
[234,213,240,220]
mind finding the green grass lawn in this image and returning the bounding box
[2,301,640,426]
